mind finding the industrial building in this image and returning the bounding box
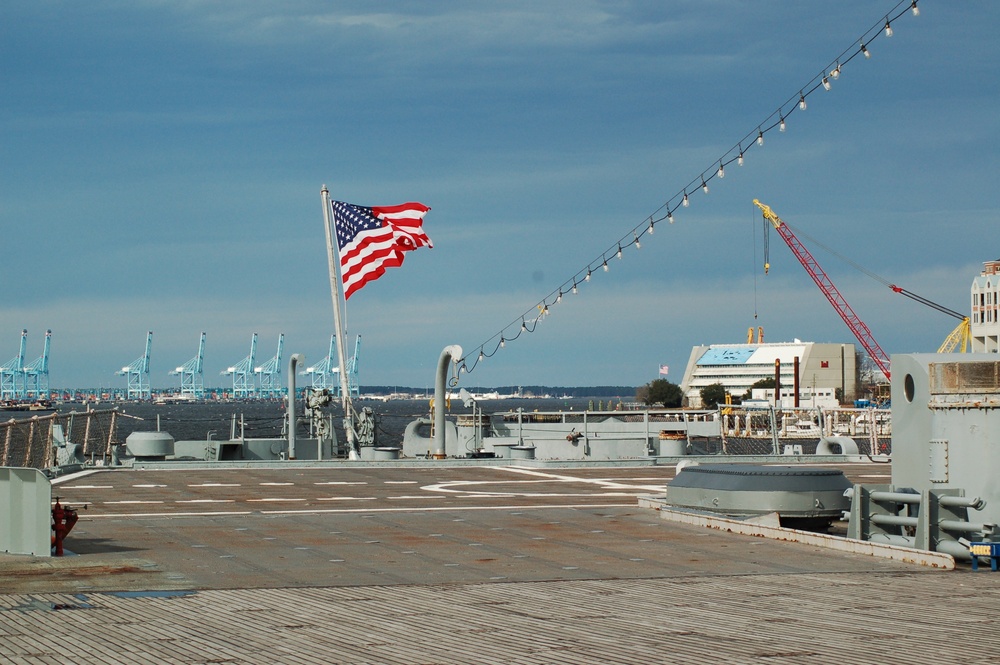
[679,340,858,408]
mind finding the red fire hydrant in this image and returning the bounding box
[51,498,81,557]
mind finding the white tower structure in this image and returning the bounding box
[971,259,1000,352]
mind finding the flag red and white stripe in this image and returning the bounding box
[331,200,432,300]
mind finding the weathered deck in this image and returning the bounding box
[2,461,999,663]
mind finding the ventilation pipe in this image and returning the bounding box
[434,345,463,458]
[287,353,304,459]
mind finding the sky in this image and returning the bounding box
[2,1,998,391]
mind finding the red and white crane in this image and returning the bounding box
[753,199,892,381]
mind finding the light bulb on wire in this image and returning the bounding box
[831,62,840,79]
[757,129,764,146]
[884,19,893,37]
[648,219,655,234]
[861,43,870,59]
[701,177,709,194]
[779,115,786,132]
[585,268,591,282]
[633,232,640,250]
[717,162,725,178]
[911,0,919,16]
[572,281,578,294]
[822,75,831,91]
[682,191,689,207]
[602,259,609,272]
[616,244,623,259]
[799,93,807,110]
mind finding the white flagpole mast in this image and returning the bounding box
[321,185,358,458]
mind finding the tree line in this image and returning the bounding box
[635,378,778,409]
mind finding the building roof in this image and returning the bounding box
[696,343,808,367]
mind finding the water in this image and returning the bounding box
[58,397,601,446]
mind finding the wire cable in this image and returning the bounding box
[458,0,921,376]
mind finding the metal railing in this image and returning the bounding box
[0,409,124,470]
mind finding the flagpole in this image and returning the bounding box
[321,184,358,458]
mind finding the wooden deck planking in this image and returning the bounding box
[4,462,1000,663]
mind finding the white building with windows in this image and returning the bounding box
[679,341,857,408]
[972,259,1000,352]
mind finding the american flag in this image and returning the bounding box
[659,365,669,376]
[331,200,432,300]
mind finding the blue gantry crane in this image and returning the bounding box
[222,333,257,399]
[303,334,360,397]
[303,335,338,391]
[346,334,360,398]
[116,331,153,401]
[255,333,284,399]
[0,330,28,400]
[169,332,206,399]
[23,329,52,400]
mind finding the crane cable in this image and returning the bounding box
[751,206,759,319]
[773,217,966,321]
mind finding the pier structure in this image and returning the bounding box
[254,333,284,399]
[22,329,51,399]
[116,331,152,401]
[222,333,257,399]
[169,332,206,399]
[0,329,28,400]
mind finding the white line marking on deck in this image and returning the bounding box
[256,503,631,516]
[495,466,666,492]
[104,500,164,504]
[259,482,294,486]
[177,499,236,504]
[91,510,255,518]
[246,498,306,502]
[316,497,376,501]
[68,485,113,489]
[314,481,368,485]
[83,503,632,519]
[189,483,240,487]
[388,495,444,500]
[49,469,104,485]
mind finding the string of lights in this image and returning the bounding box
[455,0,921,379]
